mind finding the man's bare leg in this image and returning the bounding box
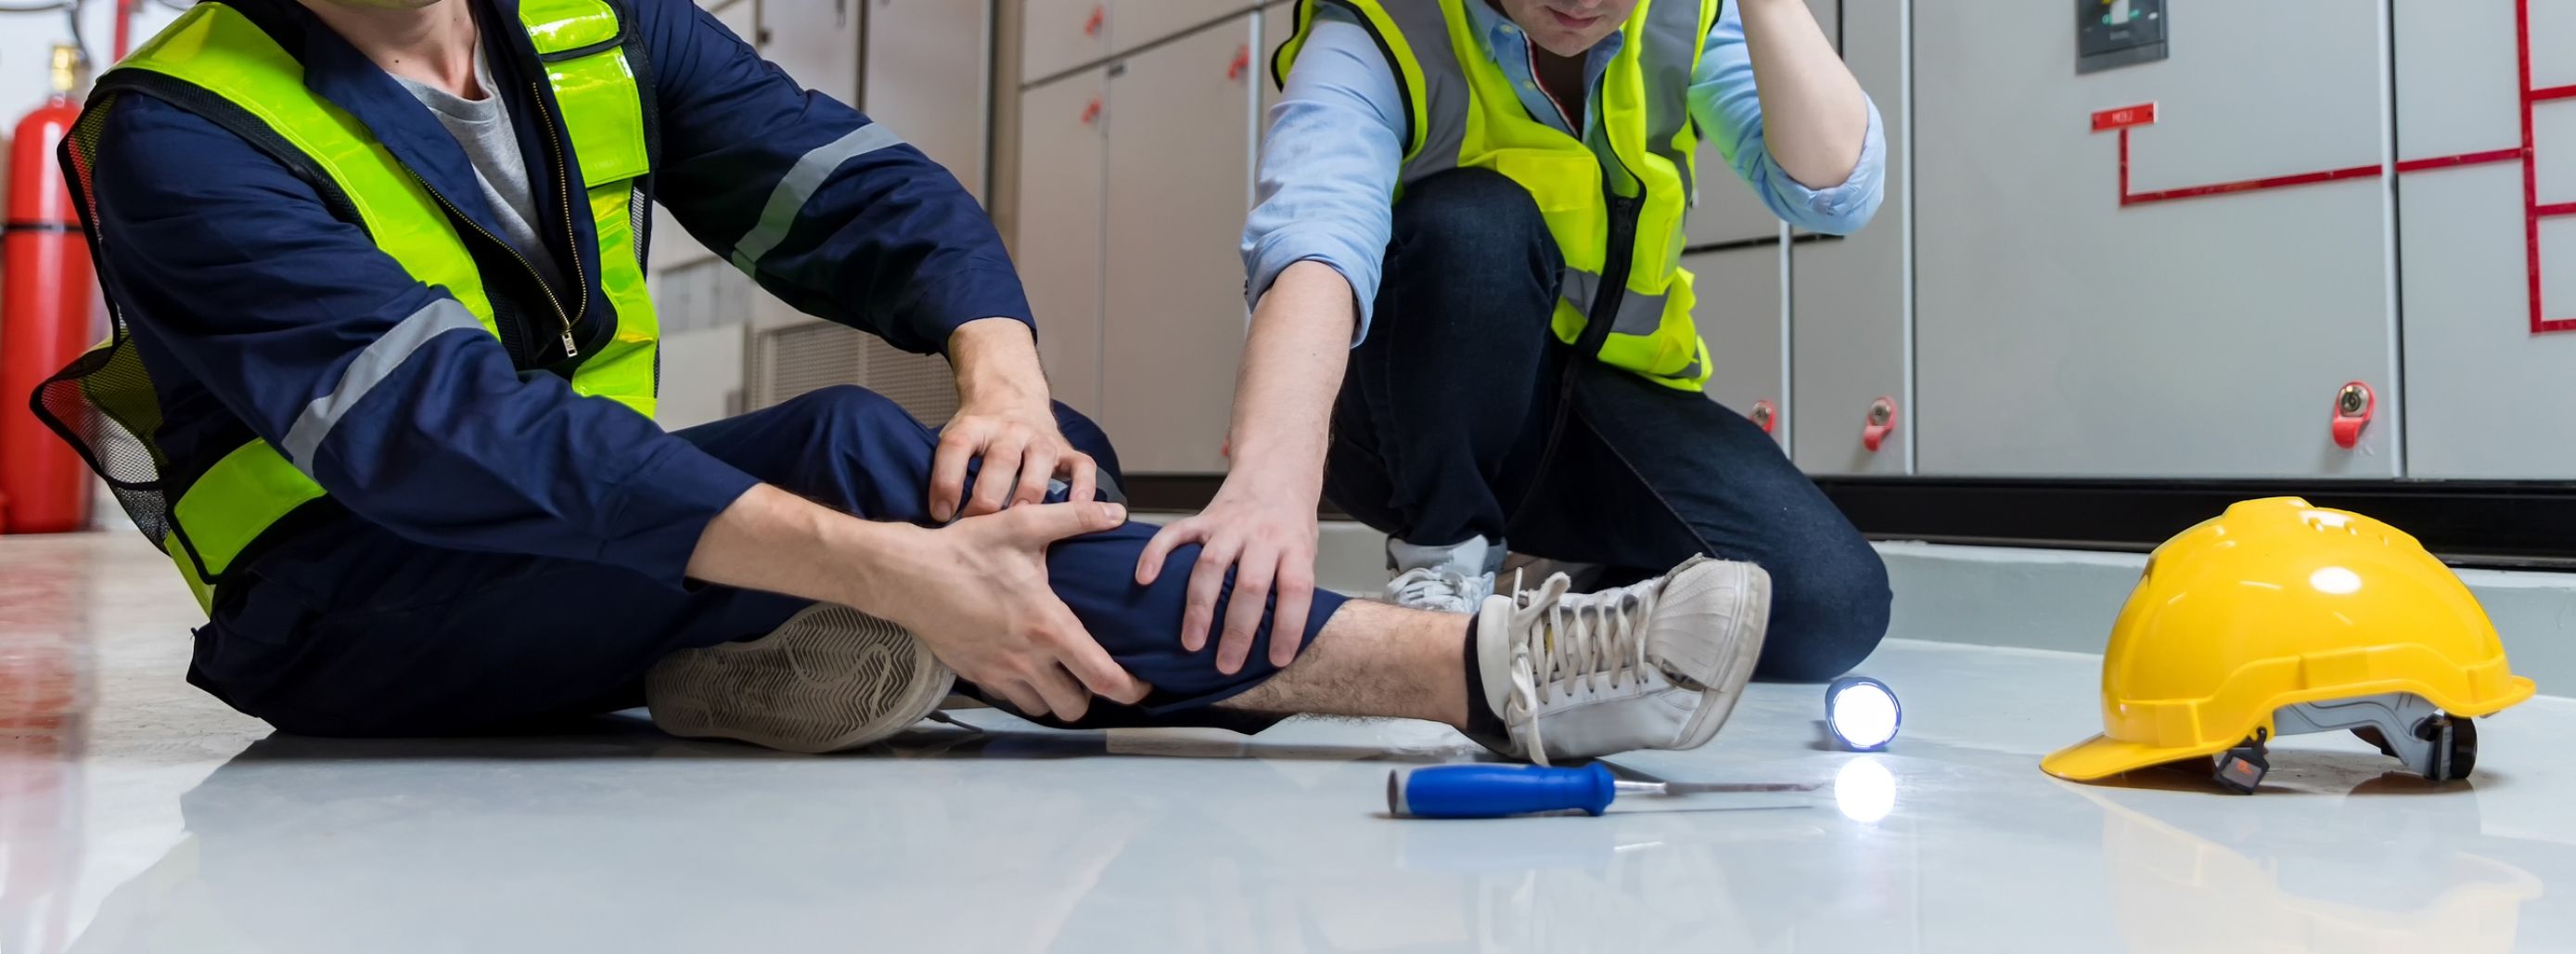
[1215,601,1471,728]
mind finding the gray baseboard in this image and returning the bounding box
[1878,541,2576,695]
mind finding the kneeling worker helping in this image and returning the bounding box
[37,0,1776,762]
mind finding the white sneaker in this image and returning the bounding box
[645,603,954,753]
[1471,555,1772,765]
[1385,566,1498,613]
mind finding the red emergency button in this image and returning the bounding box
[1862,397,1898,453]
[2331,381,2374,449]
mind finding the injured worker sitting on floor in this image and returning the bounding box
[40,0,1772,761]
[1177,0,1894,684]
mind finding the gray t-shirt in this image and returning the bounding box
[392,44,563,290]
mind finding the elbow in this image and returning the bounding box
[1803,180,1886,236]
[1775,114,1888,236]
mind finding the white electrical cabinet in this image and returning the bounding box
[1023,0,1114,83]
[1683,248,1788,451]
[1913,0,2401,478]
[1680,0,1848,458]
[1001,0,2576,490]
[2393,0,2576,478]
[864,0,993,200]
[1787,0,1909,476]
[1015,69,1110,417]
[1097,15,1259,473]
[649,0,993,432]
[1015,6,1266,475]
[757,0,862,105]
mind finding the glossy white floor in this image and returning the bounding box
[6,530,2574,953]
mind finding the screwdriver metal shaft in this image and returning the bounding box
[1393,764,1818,819]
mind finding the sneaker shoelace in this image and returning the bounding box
[1506,573,1662,762]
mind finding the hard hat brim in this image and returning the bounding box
[2042,733,2228,782]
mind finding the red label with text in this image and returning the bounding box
[2091,102,2158,132]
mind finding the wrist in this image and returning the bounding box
[1223,457,1325,504]
[948,318,1049,411]
[827,519,932,612]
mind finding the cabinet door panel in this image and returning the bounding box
[1913,0,2397,477]
[865,0,992,199]
[1100,19,1259,473]
[1017,71,1113,417]
[1025,0,1114,82]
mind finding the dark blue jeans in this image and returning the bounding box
[1323,169,1890,681]
[189,387,1346,737]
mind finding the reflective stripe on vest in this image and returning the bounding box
[1275,0,1718,390]
[104,1,659,612]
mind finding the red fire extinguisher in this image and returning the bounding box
[1,45,96,534]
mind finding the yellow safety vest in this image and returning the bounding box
[1273,0,1719,390]
[46,0,660,612]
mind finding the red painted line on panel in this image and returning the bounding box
[2118,126,2131,199]
[2518,0,2546,331]
[2392,148,2526,173]
[2101,0,2568,329]
[2121,159,2387,206]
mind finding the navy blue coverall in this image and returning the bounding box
[83,0,1342,736]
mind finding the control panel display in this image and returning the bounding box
[2078,0,2168,74]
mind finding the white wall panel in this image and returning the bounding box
[865,0,992,200]
[1098,17,1256,472]
[2393,0,2576,477]
[1015,70,1111,417]
[1788,0,1908,475]
[1024,0,1112,82]
[1912,0,2399,478]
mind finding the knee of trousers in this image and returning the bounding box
[1752,538,1895,683]
[778,384,933,445]
[1382,170,1561,326]
[1049,401,1128,492]
[1392,168,1553,251]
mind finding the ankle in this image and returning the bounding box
[1455,612,1506,736]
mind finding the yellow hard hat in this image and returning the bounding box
[2044,497,2534,788]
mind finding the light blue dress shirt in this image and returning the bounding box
[1242,2,1888,340]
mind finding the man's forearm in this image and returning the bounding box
[1737,0,1871,188]
[686,483,916,611]
[1230,261,1358,493]
[947,317,1052,410]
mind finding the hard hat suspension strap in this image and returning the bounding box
[2269,692,2480,784]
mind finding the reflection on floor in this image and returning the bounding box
[5,531,2572,953]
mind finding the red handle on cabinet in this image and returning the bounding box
[1081,96,1102,125]
[1749,400,1778,436]
[1861,397,1897,453]
[2331,381,2374,450]
[1227,45,1251,82]
[1084,5,1105,37]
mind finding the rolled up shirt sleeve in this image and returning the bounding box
[1690,4,1887,235]
[1241,8,1407,342]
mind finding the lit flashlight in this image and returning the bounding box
[1826,676,1901,751]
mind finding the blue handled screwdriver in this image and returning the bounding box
[1389,764,1821,819]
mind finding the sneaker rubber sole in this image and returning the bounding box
[1662,559,1773,752]
[645,603,955,754]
